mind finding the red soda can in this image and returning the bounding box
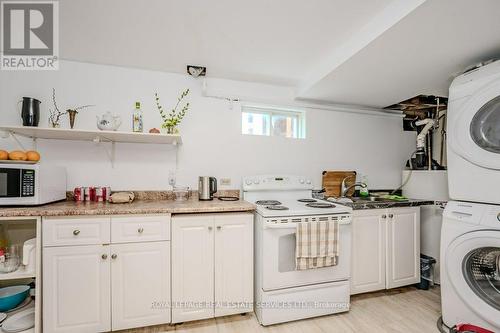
[102,186,111,202]
[84,187,91,201]
[95,187,103,202]
[89,187,96,202]
[74,187,83,202]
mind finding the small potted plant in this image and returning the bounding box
[155,89,190,134]
[49,88,94,129]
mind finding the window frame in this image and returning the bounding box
[241,105,306,139]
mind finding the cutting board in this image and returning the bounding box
[322,171,357,198]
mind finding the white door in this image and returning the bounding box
[43,245,111,333]
[351,209,386,295]
[111,241,171,330]
[171,215,214,323]
[214,213,253,316]
[386,207,420,289]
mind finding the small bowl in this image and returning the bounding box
[0,245,21,273]
[0,285,30,312]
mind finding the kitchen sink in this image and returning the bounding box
[351,196,389,202]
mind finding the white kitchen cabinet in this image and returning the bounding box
[214,213,253,317]
[43,245,111,333]
[111,242,171,330]
[386,207,420,288]
[43,214,171,332]
[171,214,215,323]
[350,207,420,295]
[171,213,253,323]
[350,209,386,295]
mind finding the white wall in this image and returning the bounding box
[0,61,415,191]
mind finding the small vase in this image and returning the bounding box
[165,125,176,134]
[67,109,78,129]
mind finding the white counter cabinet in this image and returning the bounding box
[351,207,420,295]
[171,212,253,323]
[42,214,171,333]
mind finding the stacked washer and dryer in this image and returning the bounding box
[441,60,500,331]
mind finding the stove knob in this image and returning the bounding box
[245,179,252,185]
[306,180,312,184]
[299,179,305,184]
[253,179,260,184]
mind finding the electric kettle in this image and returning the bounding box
[198,176,217,201]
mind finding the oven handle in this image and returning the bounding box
[264,220,351,229]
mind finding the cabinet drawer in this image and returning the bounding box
[43,217,111,247]
[111,215,170,243]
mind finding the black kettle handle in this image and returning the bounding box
[210,177,217,194]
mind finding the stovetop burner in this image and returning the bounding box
[306,202,336,208]
[256,200,282,206]
[265,205,289,210]
[298,199,317,203]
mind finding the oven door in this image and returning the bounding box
[261,216,351,291]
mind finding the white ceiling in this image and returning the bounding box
[59,0,500,108]
[60,0,392,85]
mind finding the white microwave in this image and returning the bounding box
[0,163,66,206]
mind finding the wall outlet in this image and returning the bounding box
[220,178,231,186]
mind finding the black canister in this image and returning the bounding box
[20,97,41,126]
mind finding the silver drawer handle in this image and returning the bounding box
[382,215,387,219]
[111,254,117,259]
[138,227,144,234]
[208,226,213,231]
[217,226,222,230]
[73,230,80,236]
[388,214,394,219]
[102,254,108,260]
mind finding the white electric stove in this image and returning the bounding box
[243,175,352,326]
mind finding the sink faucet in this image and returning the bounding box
[341,175,367,197]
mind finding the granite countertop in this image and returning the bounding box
[335,198,436,210]
[0,197,256,218]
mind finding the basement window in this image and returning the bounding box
[241,105,305,139]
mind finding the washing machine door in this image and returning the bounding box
[450,81,500,170]
[446,230,500,328]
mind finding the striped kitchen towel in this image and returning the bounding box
[296,220,339,270]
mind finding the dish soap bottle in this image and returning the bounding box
[360,175,369,197]
[132,101,143,133]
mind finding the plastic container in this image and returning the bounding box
[173,186,190,201]
[0,285,30,312]
[0,245,21,273]
[416,254,436,290]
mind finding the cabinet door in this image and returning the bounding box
[214,213,253,317]
[43,245,111,333]
[350,209,386,295]
[386,207,420,289]
[171,215,214,323]
[111,241,171,330]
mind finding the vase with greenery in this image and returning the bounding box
[49,88,94,128]
[155,89,190,134]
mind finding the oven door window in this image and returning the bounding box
[0,168,21,198]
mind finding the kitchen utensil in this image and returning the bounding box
[19,97,40,127]
[1,306,35,332]
[217,196,239,201]
[173,186,190,201]
[0,245,21,274]
[198,176,217,201]
[22,239,36,274]
[321,171,357,198]
[0,286,30,312]
[96,112,122,131]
